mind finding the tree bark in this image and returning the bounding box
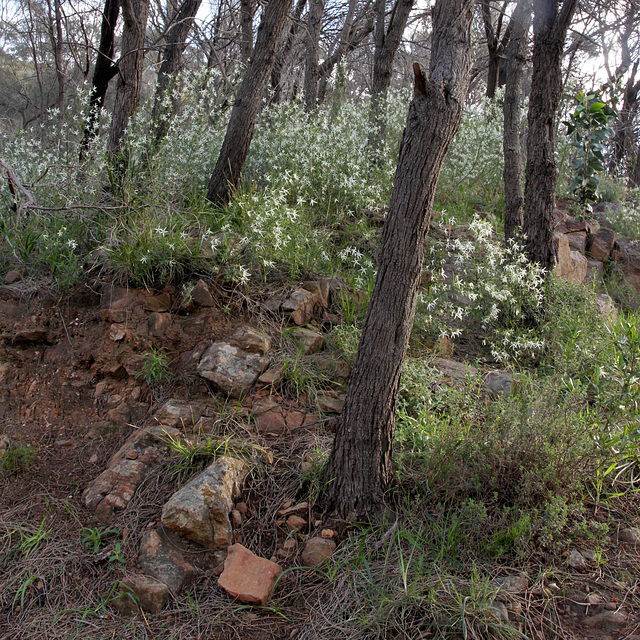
[523,0,577,274]
[207,0,295,205]
[367,0,413,154]
[81,0,120,157]
[240,0,256,64]
[502,0,531,242]
[303,0,325,111]
[107,0,150,155]
[270,0,307,103]
[325,0,474,521]
[152,0,203,142]
[46,0,65,112]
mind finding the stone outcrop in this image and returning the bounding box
[84,425,181,523]
[161,457,247,549]
[553,233,588,284]
[197,343,269,398]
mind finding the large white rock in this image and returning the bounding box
[161,457,247,549]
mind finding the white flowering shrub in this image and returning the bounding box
[438,93,505,212]
[418,215,547,364]
[247,91,409,215]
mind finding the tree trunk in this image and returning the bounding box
[367,0,414,155]
[240,0,256,64]
[207,0,295,205]
[81,0,120,157]
[270,0,307,103]
[502,0,531,242]
[325,0,474,521]
[152,0,203,142]
[303,0,325,111]
[523,0,577,273]
[46,0,65,112]
[107,0,150,155]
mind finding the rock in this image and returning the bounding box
[218,544,282,606]
[553,234,588,283]
[585,259,604,284]
[231,509,243,528]
[251,398,314,436]
[83,425,181,523]
[302,281,330,309]
[138,530,198,592]
[148,312,171,337]
[197,343,269,398]
[0,362,12,382]
[491,575,528,593]
[109,324,128,342]
[4,270,22,284]
[588,228,616,262]
[569,548,587,570]
[282,289,319,325]
[144,294,171,313]
[278,501,309,517]
[618,527,640,544]
[291,328,324,355]
[580,611,627,629]
[595,294,618,323]
[229,325,271,355]
[566,231,587,254]
[161,457,248,549]
[153,399,203,429]
[491,601,509,623]
[483,371,513,397]
[300,537,336,567]
[113,574,170,615]
[191,280,214,307]
[258,366,283,386]
[107,401,131,425]
[0,435,17,455]
[612,238,640,292]
[11,328,49,345]
[314,355,352,381]
[286,515,307,532]
[315,391,346,414]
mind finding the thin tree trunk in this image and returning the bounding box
[502,0,531,242]
[240,0,255,64]
[152,0,203,142]
[81,0,120,158]
[46,0,65,112]
[207,0,295,205]
[523,0,577,273]
[367,0,413,155]
[107,0,150,155]
[270,0,307,103]
[303,0,325,111]
[325,0,474,521]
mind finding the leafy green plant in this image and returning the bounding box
[81,526,119,554]
[565,86,617,205]
[136,347,172,386]
[0,442,37,477]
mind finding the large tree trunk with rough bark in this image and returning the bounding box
[107,0,150,155]
[523,0,577,273]
[324,0,474,521]
[367,0,413,155]
[303,0,325,111]
[207,0,294,205]
[502,0,531,242]
[152,0,203,142]
[80,0,119,157]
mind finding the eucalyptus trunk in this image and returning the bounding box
[325,0,474,520]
